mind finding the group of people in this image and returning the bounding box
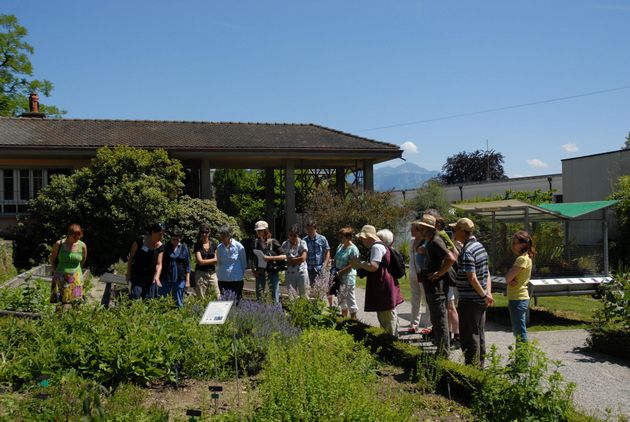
[49,214,535,367]
[404,212,535,366]
[125,223,247,307]
[251,219,361,317]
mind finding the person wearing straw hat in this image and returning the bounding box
[350,224,404,337]
[253,220,286,304]
[417,214,456,357]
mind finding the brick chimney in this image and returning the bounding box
[19,92,46,118]
[29,92,39,113]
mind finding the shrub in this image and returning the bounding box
[0,277,53,313]
[335,318,423,370]
[471,342,576,422]
[610,176,630,266]
[255,329,415,421]
[587,272,630,360]
[166,195,241,247]
[305,185,411,253]
[283,296,337,330]
[21,146,185,273]
[0,296,299,390]
[0,240,16,282]
[0,372,168,421]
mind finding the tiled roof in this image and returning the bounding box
[0,117,401,153]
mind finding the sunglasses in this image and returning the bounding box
[200,231,209,234]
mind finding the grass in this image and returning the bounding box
[357,271,601,331]
[489,293,601,331]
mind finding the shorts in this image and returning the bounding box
[448,286,458,301]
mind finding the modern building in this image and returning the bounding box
[561,149,630,245]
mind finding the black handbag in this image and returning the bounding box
[328,267,341,296]
[268,258,287,272]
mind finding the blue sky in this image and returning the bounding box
[5,0,630,176]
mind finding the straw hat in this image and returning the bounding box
[254,220,269,231]
[417,214,437,229]
[357,224,379,241]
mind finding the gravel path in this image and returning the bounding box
[353,287,630,419]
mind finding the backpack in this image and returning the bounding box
[375,242,406,281]
[388,247,407,281]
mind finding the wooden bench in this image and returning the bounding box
[98,273,128,308]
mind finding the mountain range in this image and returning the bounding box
[374,162,439,191]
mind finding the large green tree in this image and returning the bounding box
[610,175,630,267]
[0,14,64,117]
[439,149,507,184]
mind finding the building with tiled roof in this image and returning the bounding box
[0,97,402,233]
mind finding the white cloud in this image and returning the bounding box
[527,159,548,168]
[562,143,579,152]
[400,141,418,154]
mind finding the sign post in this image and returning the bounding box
[199,300,236,414]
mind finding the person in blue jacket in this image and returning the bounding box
[160,227,191,308]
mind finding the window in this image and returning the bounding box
[0,169,53,215]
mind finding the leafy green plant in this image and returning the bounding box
[596,272,630,332]
[472,342,576,422]
[0,277,53,313]
[283,296,337,329]
[610,175,630,267]
[415,351,443,393]
[20,145,185,273]
[587,272,630,359]
[0,372,168,421]
[305,185,411,253]
[166,195,241,248]
[256,329,415,421]
[0,296,299,390]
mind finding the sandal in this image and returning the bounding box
[407,324,419,333]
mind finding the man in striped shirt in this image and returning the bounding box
[451,218,494,367]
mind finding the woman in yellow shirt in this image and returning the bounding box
[505,231,535,343]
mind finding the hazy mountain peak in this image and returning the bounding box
[374,162,439,191]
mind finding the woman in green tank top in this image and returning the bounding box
[50,223,88,307]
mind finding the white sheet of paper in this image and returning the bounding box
[253,249,267,269]
[200,300,233,325]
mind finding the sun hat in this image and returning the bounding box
[417,214,437,230]
[254,220,269,231]
[448,217,475,232]
[357,224,379,240]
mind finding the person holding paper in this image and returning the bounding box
[253,220,286,304]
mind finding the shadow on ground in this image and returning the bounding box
[571,346,630,367]
[486,306,588,329]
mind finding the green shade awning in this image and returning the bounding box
[538,200,618,218]
[452,199,567,221]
